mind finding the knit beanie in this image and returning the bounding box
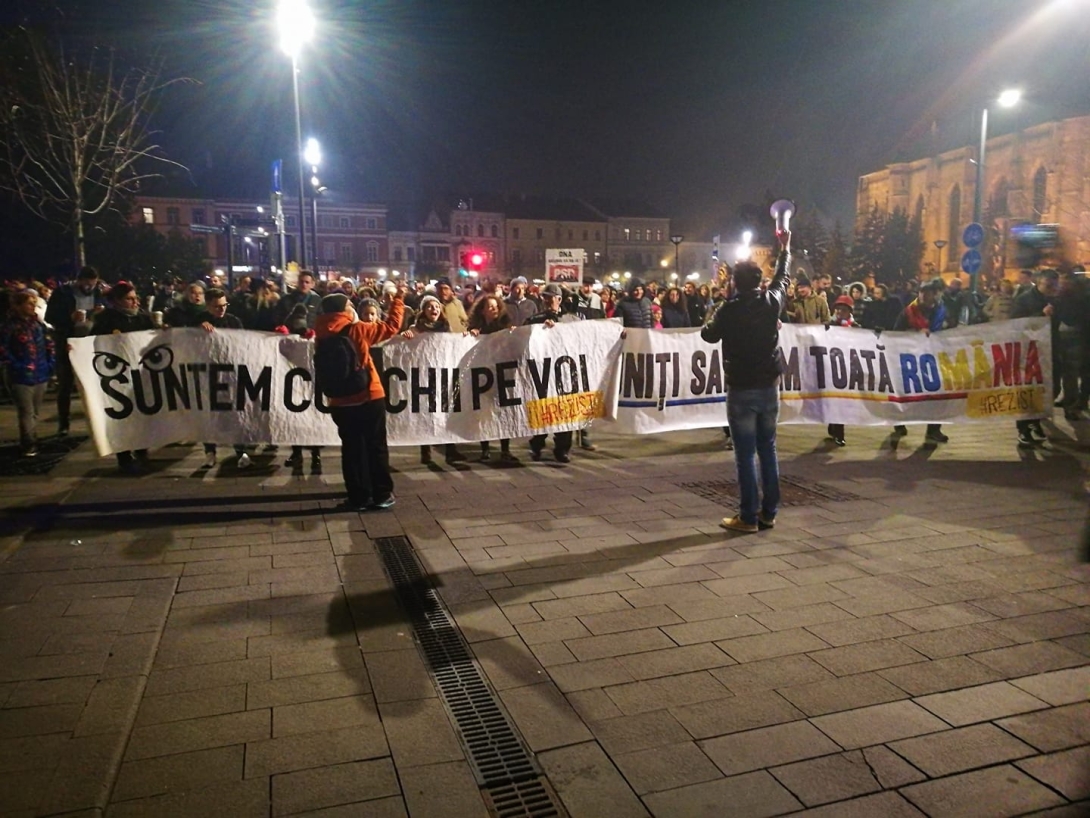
[321,293,350,313]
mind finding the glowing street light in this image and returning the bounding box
[971,87,1021,292]
[277,0,316,269]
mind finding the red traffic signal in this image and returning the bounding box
[469,252,484,270]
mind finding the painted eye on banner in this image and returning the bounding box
[139,345,174,372]
[92,351,130,378]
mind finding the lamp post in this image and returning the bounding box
[971,88,1021,292]
[670,234,684,279]
[304,137,322,272]
[277,0,315,270]
[933,239,947,274]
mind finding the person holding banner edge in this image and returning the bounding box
[315,287,405,511]
[701,229,792,534]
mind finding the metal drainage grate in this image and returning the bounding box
[374,536,567,818]
[678,475,861,507]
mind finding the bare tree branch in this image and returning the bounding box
[0,28,196,267]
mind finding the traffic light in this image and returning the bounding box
[469,251,484,272]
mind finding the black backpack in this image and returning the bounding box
[314,325,371,398]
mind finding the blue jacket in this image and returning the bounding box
[0,316,55,386]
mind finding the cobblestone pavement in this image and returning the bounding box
[0,404,1088,817]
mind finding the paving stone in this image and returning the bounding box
[617,643,734,681]
[778,671,909,716]
[876,656,1003,696]
[135,685,247,729]
[530,640,577,666]
[970,641,1089,676]
[603,671,732,716]
[566,688,624,722]
[808,638,926,676]
[589,710,692,755]
[642,769,802,818]
[531,592,632,620]
[539,741,649,818]
[660,614,768,645]
[770,750,883,806]
[273,694,379,738]
[752,583,854,612]
[710,654,835,695]
[74,676,144,736]
[514,617,592,644]
[1016,746,1090,801]
[472,636,548,690]
[811,700,948,750]
[5,676,97,708]
[901,764,1065,818]
[108,776,270,818]
[246,669,370,710]
[715,628,830,663]
[125,709,271,761]
[888,723,1036,777]
[750,602,855,632]
[832,590,932,618]
[915,681,1049,726]
[664,595,772,622]
[783,791,926,817]
[379,699,463,768]
[548,657,635,692]
[671,690,805,740]
[893,623,1011,663]
[805,614,917,646]
[0,702,82,739]
[859,744,927,788]
[970,592,1074,619]
[707,556,797,577]
[983,610,1089,644]
[271,758,400,816]
[245,721,389,778]
[364,649,436,703]
[578,604,684,635]
[145,657,271,696]
[565,627,675,661]
[499,681,592,751]
[699,720,841,776]
[399,760,489,818]
[997,702,1090,752]
[1010,666,1090,705]
[113,745,244,801]
[613,741,722,795]
[701,573,797,597]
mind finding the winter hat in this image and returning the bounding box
[626,278,644,295]
[435,277,453,289]
[833,295,855,310]
[541,283,563,298]
[419,294,442,312]
[510,276,528,286]
[321,293,350,313]
[795,275,812,289]
[382,281,398,295]
[357,297,381,313]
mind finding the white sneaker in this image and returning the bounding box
[237,453,252,469]
[202,452,216,469]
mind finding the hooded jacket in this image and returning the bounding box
[314,297,404,406]
[701,251,790,389]
[613,281,652,328]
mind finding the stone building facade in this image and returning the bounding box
[857,114,1090,279]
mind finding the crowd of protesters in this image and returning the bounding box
[0,257,1084,478]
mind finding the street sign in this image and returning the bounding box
[188,224,223,235]
[960,249,982,275]
[962,222,984,248]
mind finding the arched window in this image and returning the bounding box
[947,185,961,252]
[1033,167,1048,217]
[491,224,498,238]
[477,224,484,237]
[914,194,925,226]
[989,179,1009,217]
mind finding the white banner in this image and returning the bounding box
[71,319,1051,456]
[606,318,1052,433]
[70,323,623,455]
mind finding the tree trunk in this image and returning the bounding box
[74,206,86,270]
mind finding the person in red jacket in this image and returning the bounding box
[315,286,405,511]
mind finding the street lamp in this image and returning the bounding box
[277,0,315,269]
[670,234,684,279]
[971,87,1021,292]
[933,239,947,274]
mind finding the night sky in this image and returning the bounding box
[5,0,1090,237]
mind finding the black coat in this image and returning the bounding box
[613,296,652,329]
[91,308,155,335]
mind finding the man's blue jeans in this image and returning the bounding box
[726,386,781,525]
